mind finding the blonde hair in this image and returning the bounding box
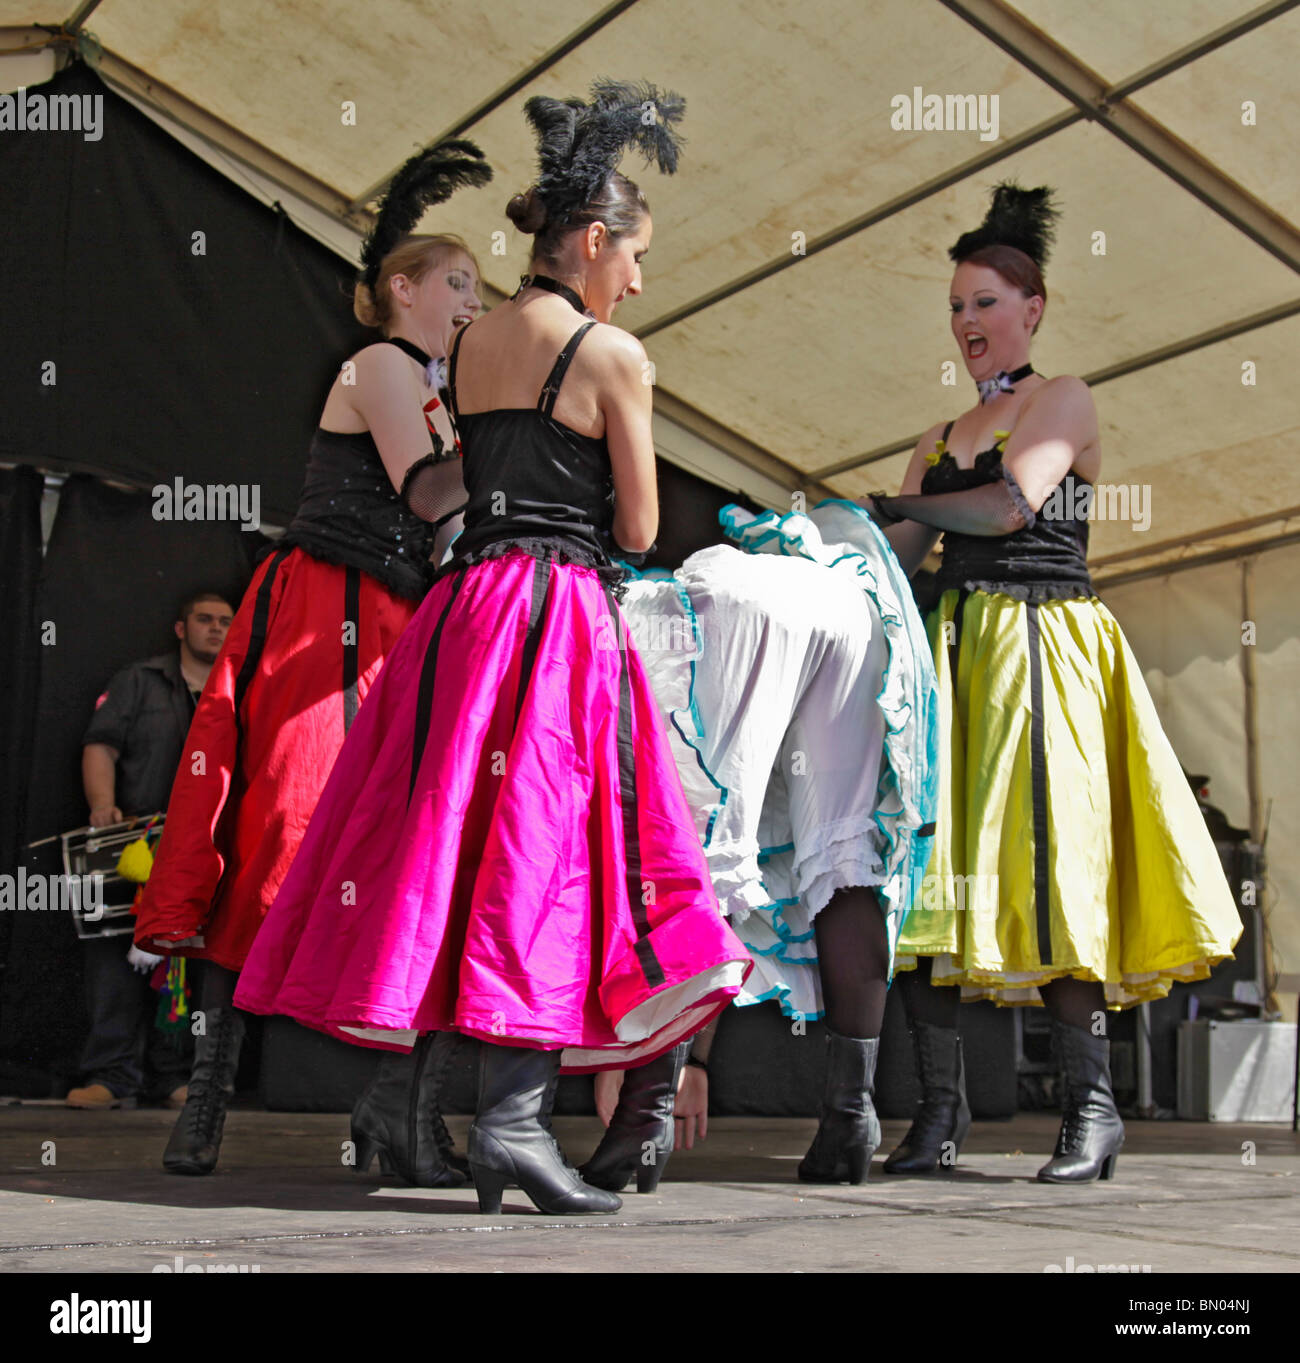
[353,233,479,331]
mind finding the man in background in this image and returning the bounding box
[67,592,234,1108]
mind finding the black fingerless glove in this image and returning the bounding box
[873,467,1035,537]
[399,443,468,529]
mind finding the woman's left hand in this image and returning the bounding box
[592,1063,709,1146]
[594,1068,623,1127]
[674,1065,709,1149]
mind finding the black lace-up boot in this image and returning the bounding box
[798,1029,881,1184]
[1037,1019,1124,1182]
[581,1042,689,1193]
[162,1006,245,1176]
[351,1031,470,1187]
[468,1043,622,1215]
[884,1020,972,1174]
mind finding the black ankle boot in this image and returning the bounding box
[468,1044,622,1215]
[351,1031,470,1187]
[1037,1019,1124,1183]
[580,1043,689,1193]
[883,1020,972,1174]
[162,1005,245,1176]
[798,1030,881,1185]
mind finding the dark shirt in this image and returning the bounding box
[82,652,196,815]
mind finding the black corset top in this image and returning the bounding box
[921,422,1095,602]
[440,319,625,592]
[275,426,436,600]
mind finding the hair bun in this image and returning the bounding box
[507,187,548,234]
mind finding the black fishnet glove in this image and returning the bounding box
[872,468,1035,537]
[399,447,468,528]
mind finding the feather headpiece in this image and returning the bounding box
[522,78,686,228]
[358,138,493,289]
[949,182,1059,270]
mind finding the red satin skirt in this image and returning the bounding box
[133,547,418,971]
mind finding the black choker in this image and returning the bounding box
[385,336,433,368]
[976,362,1036,404]
[513,273,593,317]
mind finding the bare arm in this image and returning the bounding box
[1000,376,1097,511]
[82,744,122,826]
[347,344,452,493]
[594,329,657,554]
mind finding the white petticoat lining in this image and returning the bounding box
[621,501,940,1020]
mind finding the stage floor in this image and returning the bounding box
[0,1105,1296,1273]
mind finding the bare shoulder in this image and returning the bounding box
[350,341,415,376]
[1025,374,1094,418]
[581,323,649,380]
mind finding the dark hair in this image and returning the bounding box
[507,171,649,268]
[958,243,1047,334]
[178,591,232,624]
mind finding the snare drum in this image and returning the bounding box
[59,815,166,941]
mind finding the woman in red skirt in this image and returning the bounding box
[133,141,492,1179]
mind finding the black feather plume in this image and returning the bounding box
[523,78,686,227]
[949,182,1060,269]
[359,138,493,288]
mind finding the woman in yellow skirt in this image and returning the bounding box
[865,184,1241,1183]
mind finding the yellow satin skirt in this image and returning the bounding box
[895,588,1242,1007]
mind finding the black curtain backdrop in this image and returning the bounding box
[0,61,370,522]
[0,468,44,994]
[0,476,257,1080]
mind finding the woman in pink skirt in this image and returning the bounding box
[236,81,751,1215]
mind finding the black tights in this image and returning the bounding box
[199,961,239,1013]
[814,886,890,1039]
[896,957,1107,1033]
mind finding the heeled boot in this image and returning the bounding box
[1037,1018,1124,1183]
[883,1020,972,1174]
[797,1029,881,1185]
[351,1031,470,1187]
[468,1043,622,1215]
[162,1005,245,1176]
[580,1042,689,1193]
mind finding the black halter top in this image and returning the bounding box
[921,420,1095,602]
[438,314,627,594]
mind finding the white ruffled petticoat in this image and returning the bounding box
[619,500,940,1020]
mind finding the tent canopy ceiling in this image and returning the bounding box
[4,0,1297,580]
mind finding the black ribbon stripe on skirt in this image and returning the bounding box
[1024,602,1053,966]
[407,569,466,807]
[342,565,361,734]
[232,546,293,731]
[947,587,970,706]
[599,582,666,991]
[514,551,553,727]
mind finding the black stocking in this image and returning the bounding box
[1039,976,1107,1034]
[814,886,890,1039]
[895,954,960,1029]
[198,961,238,1013]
